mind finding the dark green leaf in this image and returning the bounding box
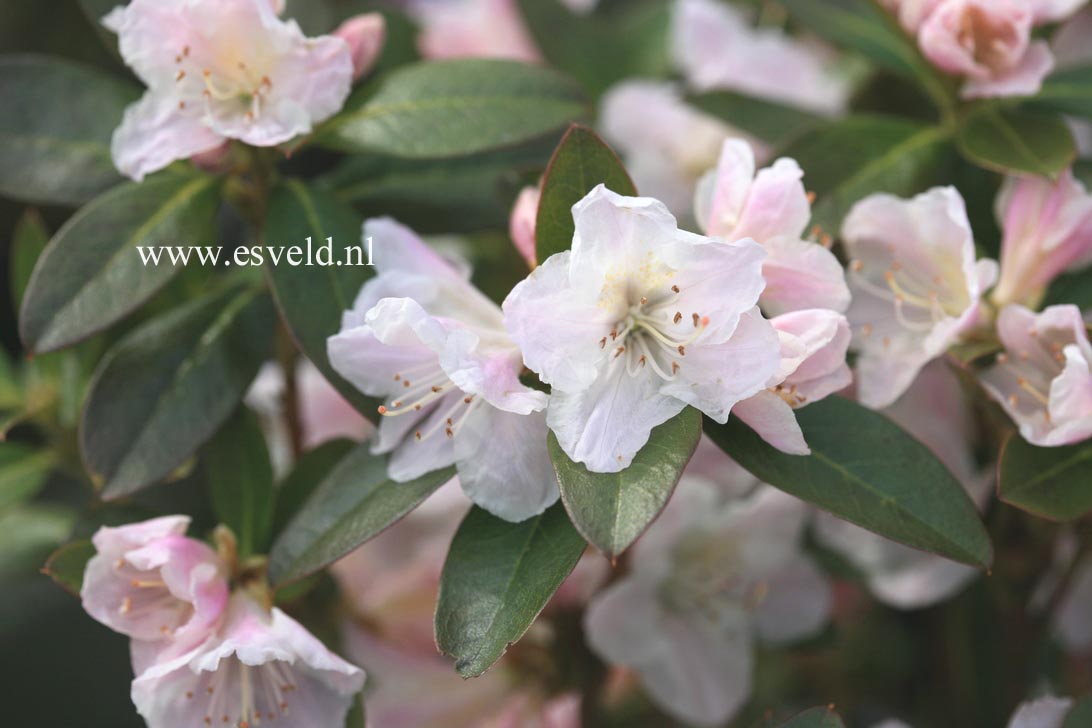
[19,173,222,354]
[777,706,847,728]
[1033,64,1092,120]
[535,124,636,262]
[998,433,1092,521]
[1063,696,1092,728]
[435,504,586,677]
[81,284,274,499]
[272,438,355,537]
[957,108,1076,180]
[265,179,375,418]
[1044,267,1092,311]
[0,55,138,205]
[319,59,588,157]
[10,210,49,313]
[268,444,453,587]
[0,444,55,509]
[42,539,96,596]
[687,91,824,145]
[205,408,275,558]
[549,408,702,558]
[0,504,76,577]
[706,396,993,568]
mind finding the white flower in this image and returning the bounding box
[1007,696,1074,728]
[503,185,781,473]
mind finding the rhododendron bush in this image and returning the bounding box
[6,0,1092,726]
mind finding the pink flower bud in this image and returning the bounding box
[508,185,540,268]
[333,12,387,82]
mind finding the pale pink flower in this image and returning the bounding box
[991,169,1092,308]
[979,304,1092,446]
[584,478,831,726]
[843,187,998,408]
[1007,696,1074,728]
[81,516,228,654]
[328,218,557,521]
[503,185,781,473]
[883,0,943,32]
[131,592,365,728]
[695,139,851,316]
[104,0,353,180]
[332,13,386,81]
[407,0,541,63]
[509,185,541,269]
[672,0,851,114]
[1052,545,1092,653]
[1053,6,1092,68]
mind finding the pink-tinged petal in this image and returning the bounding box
[1007,697,1074,728]
[682,437,763,498]
[772,309,853,401]
[295,362,371,448]
[695,138,755,238]
[1053,7,1092,68]
[386,391,460,480]
[919,0,1032,79]
[333,13,386,81]
[509,185,540,268]
[111,92,225,181]
[453,406,559,522]
[1031,0,1087,23]
[754,558,832,643]
[583,578,667,666]
[890,0,943,32]
[963,40,1055,99]
[410,0,541,62]
[1046,345,1092,444]
[733,158,811,242]
[1054,555,1092,652]
[732,391,810,455]
[761,237,851,315]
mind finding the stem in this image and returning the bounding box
[276,320,304,461]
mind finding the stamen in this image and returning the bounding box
[674,312,682,324]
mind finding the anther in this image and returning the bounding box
[671,284,680,294]
[677,345,686,356]
[599,337,607,349]
[431,385,443,393]
[674,312,682,324]
[850,260,863,272]
[464,396,473,404]
[445,428,454,438]
[692,313,700,327]
[614,346,625,358]
[639,355,646,367]
[176,70,186,82]
[377,405,388,414]
[806,191,816,204]
[640,296,648,305]
[672,362,680,374]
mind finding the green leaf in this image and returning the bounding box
[319,59,587,158]
[1033,64,1092,120]
[0,504,76,577]
[0,55,138,205]
[268,444,453,587]
[42,539,96,596]
[777,706,847,728]
[265,179,375,418]
[10,210,49,313]
[272,438,355,537]
[1063,696,1092,728]
[435,504,586,677]
[0,444,55,509]
[687,91,824,145]
[998,433,1092,521]
[1044,267,1092,311]
[549,408,702,558]
[705,396,993,568]
[535,125,636,262]
[205,408,275,558]
[778,116,952,234]
[957,108,1076,180]
[19,174,222,354]
[81,284,274,499]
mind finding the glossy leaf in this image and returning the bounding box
[706,396,993,568]
[777,706,847,728]
[687,91,823,145]
[435,504,586,677]
[535,125,636,262]
[0,443,55,509]
[205,408,275,558]
[42,539,96,596]
[0,55,138,205]
[268,444,453,587]
[10,210,49,313]
[19,173,221,354]
[1063,696,1092,728]
[1033,64,1092,120]
[998,433,1092,522]
[320,59,587,157]
[272,438,355,537]
[549,407,702,558]
[957,108,1076,180]
[81,284,274,499]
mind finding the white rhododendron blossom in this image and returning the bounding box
[1006,696,1075,728]
[843,186,998,408]
[503,185,781,473]
[104,0,354,180]
[584,477,831,726]
[406,0,541,62]
[328,218,557,521]
[979,304,1092,447]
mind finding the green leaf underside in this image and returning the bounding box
[998,433,1092,522]
[0,444,56,510]
[43,540,96,596]
[957,108,1076,180]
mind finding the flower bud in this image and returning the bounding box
[334,12,387,81]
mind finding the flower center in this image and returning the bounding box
[188,658,299,727]
[660,530,766,629]
[599,284,709,382]
[849,254,965,346]
[172,44,273,123]
[114,560,192,636]
[375,362,482,442]
[957,5,1020,73]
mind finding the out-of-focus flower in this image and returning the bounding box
[81,516,228,655]
[503,185,780,473]
[509,185,541,269]
[1007,696,1074,728]
[815,362,991,609]
[843,187,998,408]
[1053,8,1092,155]
[672,0,851,114]
[328,218,557,521]
[407,0,541,63]
[979,304,1092,446]
[332,12,386,81]
[131,591,365,728]
[914,0,1084,98]
[600,81,739,217]
[1052,544,1092,653]
[694,139,851,316]
[103,0,353,180]
[584,478,831,726]
[991,169,1092,308]
[883,0,943,32]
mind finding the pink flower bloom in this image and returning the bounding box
[843,187,998,408]
[503,185,781,473]
[1007,696,1074,728]
[673,0,851,114]
[332,13,386,81]
[407,0,541,63]
[104,0,353,180]
[883,0,943,32]
[81,516,228,653]
[509,185,541,269]
[328,218,557,521]
[132,592,365,728]
[979,304,1092,446]
[991,169,1092,308]
[695,139,851,316]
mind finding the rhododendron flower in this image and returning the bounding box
[503,185,781,473]
[104,0,353,180]
[991,169,1092,308]
[332,13,386,81]
[406,0,541,63]
[1007,696,1075,728]
[81,516,228,653]
[979,304,1092,446]
[695,139,851,315]
[509,184,541,269]
[131,592,365,728]
[328,218,557,521]
[673,0,851,114]
[584,479,831,726]
[600,81,738,216]
[1053,547,1092,653]
[843,187,998,408]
